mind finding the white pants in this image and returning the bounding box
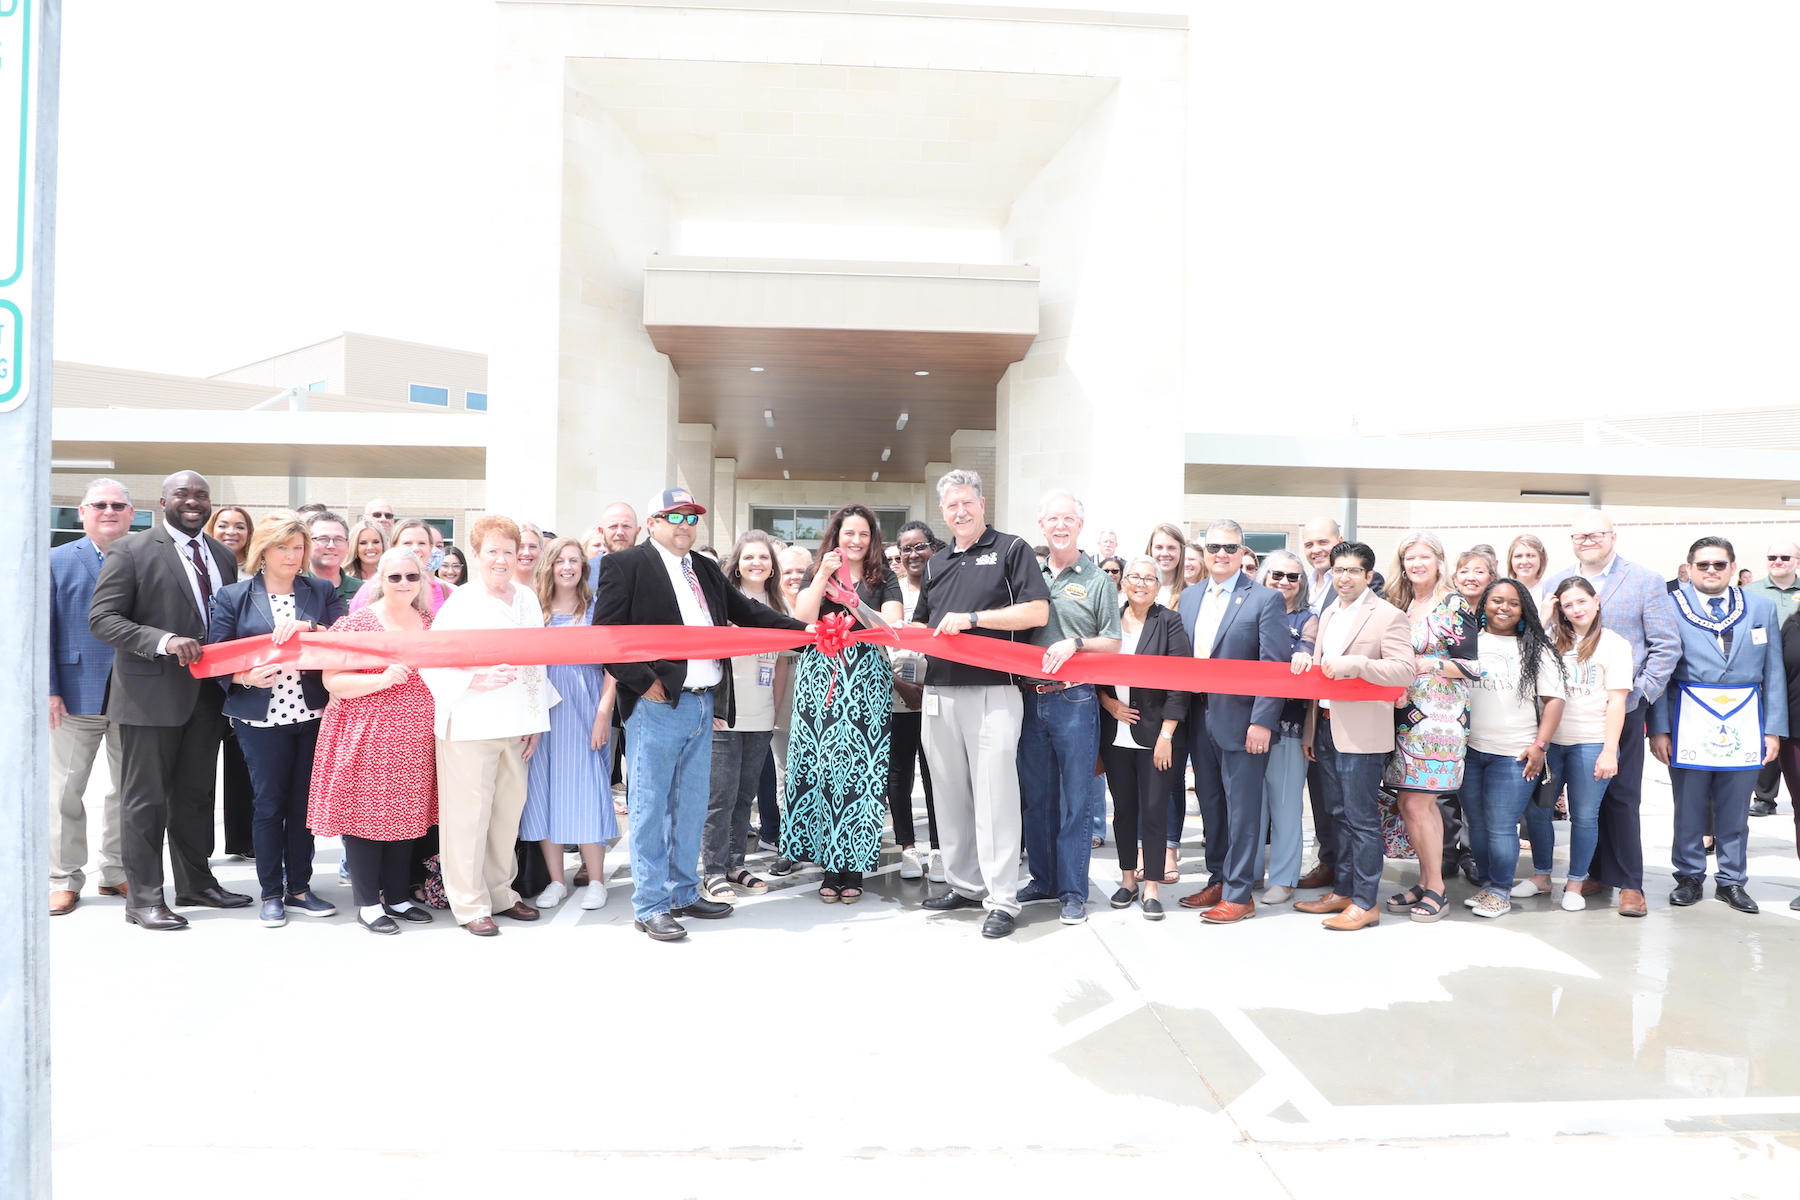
[49,713,124,891]
[921,685,1023,916]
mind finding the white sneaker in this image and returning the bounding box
[533,880,568,910]
[927,850,946,884]
[1472,889,1511,919]
[1510,877,1547,898]
[899,847,924,879]
[1560,887,1586,912]
[580,882,608,910]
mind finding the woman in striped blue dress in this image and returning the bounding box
[522,537,618,911]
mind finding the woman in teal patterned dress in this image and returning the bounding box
[783,504,904,903]
[1381,530,1480,923]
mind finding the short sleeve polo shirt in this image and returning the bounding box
[912,524,1051,687]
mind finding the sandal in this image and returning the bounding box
[1163,870,1181,885]
[727,869,769,893]
[817,884,841,903]
[1385,885,1427,913]
[703,875,734,901]
[839,885,863,904]
[1409,888,1448,923]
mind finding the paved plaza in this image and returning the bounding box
[46,762,1800,1198]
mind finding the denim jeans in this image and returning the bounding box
[1543,742,1604,880]
[1089,771,1108,841]
[233,718,321,901]
[1460,747,1539,893]
[1314,718,1386,909]
[625,691,714,920]
[1260,734,1306,888]
[704,729,772,877]
[1017,684,1102,904]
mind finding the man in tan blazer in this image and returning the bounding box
[1291,541,1416,931]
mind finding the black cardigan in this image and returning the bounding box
[1098,603,1193,750]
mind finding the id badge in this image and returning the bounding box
[756,659,775,687]
[923,689,940,718]
[1753,627,1768,645]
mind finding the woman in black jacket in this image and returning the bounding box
[1098,555,1193,920]
[1777,608,1800,886]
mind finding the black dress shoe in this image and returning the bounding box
[671,896,733,920]
[1750,798,1778,817]
[384,904,434,923]
[635,913,688,941]
[981,910,1017,939]
[1669,877,1704,907]
[125,904,189,931]
[358,911,401,935]
[1789,894,1800,912]
[1716,884,1760,914]
[1458,853,1481,886]
[173,886,253,909]
[922,889,981,911]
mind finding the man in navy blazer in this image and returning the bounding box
[1175,520,1289,923]
[1648,537,1787,915]
[47,480,137,916]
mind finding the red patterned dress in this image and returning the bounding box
[308,607,439,839]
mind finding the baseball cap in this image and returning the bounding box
[646,487,706,519]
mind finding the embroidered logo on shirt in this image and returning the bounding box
[976,552,998,565]
[1062,583,1088,599]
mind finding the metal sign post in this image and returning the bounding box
[0,2,58,1197]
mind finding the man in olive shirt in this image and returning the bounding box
[1747,540,1800,815]
[1018,490,1120,925]
[912,470,1049,939]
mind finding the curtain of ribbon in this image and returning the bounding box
[190,623,1403,704]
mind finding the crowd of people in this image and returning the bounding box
[45,465,1797,940]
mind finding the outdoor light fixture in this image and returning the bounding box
[763,409,774,426]
[52,458,114,470]
[1786,498,1800,507]
[750,366,765,372]
[914,370,929,376]
[896,412,909,430]
[774,446,783,459]
[783,470,790,479]
[1520,490,1591,500]
[880,448,891,461]
[871,472,880,481]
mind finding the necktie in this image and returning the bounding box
[187,537,214,623]
[680,555,711,620]
[1709,596,1732,656]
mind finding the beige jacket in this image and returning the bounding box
[1301,593,1417,755]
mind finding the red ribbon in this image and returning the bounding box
[814,611,856,709]
[189,623,1401,703]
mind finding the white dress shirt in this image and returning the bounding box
[421,583,560,741]
[155,521,231,656]
[1318,585,1374,709]
[1578,553,1619,594]
[1191,578,1233,659]
[653,539,723,688]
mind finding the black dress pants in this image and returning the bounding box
[886,710,938,848]
[343,834,414,908]
[118,689,228,908]
[1306,756,1335,873]
[1593,703,1648,890]
[1102,739,1176,875]
[221,729,255,857]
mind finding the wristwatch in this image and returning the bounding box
[967,611,980,628]
[1074,636,1086,651]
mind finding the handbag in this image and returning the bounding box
[1531,753,1559,808]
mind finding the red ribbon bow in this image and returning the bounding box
[814,611,856,708]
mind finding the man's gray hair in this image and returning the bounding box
[306,509,348,533]
[1205,518,1245,541]
[1037,488,1085,521]
[936,469,984,502]
[81,478,131,507]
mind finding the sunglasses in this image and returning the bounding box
[384,572,421,583]
[659,512,701,526]
[85,501,132,512]
[1266,571,1302,583]
[369,511,394,520]
[1692,560,1731,572]
[1771,556,1794,563]
[1204,543,1243,555]
[1101,565,1121,576]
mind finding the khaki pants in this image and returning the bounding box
[922,685,1023,916]
[49,713,124,891]
[435,736,528,924]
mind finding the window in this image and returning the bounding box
[50,504,151,548]
[409,383,449,407]
[748,506,909,549]
[307,380,328,392]
[464,391,488,412]
[1244,532,1289,554]
[421,517,456,544]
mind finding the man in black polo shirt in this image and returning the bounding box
[912,470,1050,938]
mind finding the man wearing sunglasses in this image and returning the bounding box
[361,498,396,538]
[1174,520,1289,924]
[47,480,137,916]
[594,488,810,942]
[1648,537,1785,915]
[1745,541,1800,816]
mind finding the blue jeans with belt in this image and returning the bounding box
[626,691,714,920]
[1018,684,1101,905]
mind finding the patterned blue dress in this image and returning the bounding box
[521,610,618,844]
[779,576,901,873]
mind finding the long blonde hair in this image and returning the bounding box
[243,510,311,578]
[1388,530,1452,610]
[534,536,594,623]
[1146,522,1189,609]
[346,519,389,580]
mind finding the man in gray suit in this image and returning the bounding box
[1649,537,1786,915]
[1174,519,1289,924]
[89,470,249,930]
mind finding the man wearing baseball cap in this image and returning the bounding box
[594,488,810,941]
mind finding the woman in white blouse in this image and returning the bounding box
[421,515,559,937]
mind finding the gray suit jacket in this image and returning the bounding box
[1648,585,1789,737]
[1544,554,1680,712]
[89,524,239,727]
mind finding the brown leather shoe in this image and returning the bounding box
[1296,863,1334,890]
[464,916,500,936]
[124,904,189,931]
[96,883,128,898]
[1569,878,1610,896]
[1618,888,1647,917]
[49,890,78,916]
[1177,882,1224,910]
[497,901,541,922]
[1200,899,1255,924]
[1322,904,1380,931]
[1294,892,1352,914]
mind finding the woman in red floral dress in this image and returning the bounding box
[309,547,440,935]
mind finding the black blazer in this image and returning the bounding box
[1098,603,1193,750]
[208,574,346,720]
[89,523,240,727]
[594,540,807,723]
[1781,608,1800,739]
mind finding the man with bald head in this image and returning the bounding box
[1745,540,1800,815]
[587,502,641,588]
[1543,509,1680,917]
[90,470,249,930]
[362,497,395,537]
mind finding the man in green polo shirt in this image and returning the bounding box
[1747,539,1800,815]
[1018,489,1121,925]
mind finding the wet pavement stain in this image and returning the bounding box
[1052,1004,1263,1110]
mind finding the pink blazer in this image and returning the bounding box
[1302,594,1418,755]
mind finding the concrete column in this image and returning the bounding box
[712,457,737,548]
[674,423,715,546]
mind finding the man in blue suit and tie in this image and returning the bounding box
[48,480,137,916]
[1649,536,1787,915]
[1174,520,1289,923]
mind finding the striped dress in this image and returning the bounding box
[520,610,617,844]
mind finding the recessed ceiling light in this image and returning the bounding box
[750,366,765,372]
[774,446,783,459]
[914,371,929,376]
[871,471,880,481]
[896,412,909,430]
[52,458,115,470]
[1519,489,1590,499]
[763,409,774,426]
[1786,498,1800,507]
[782,469,790,479]
[880,448,891,461]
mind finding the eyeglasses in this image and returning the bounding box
[1123,573,1160,585]
[658,512,701,526]
[384,572,421,583]
[1571,532,1613,544]
[1330,566,1369,577]
[1204,543,1243,555]
[1266,571,1302,583]
[899,543,934,555]
[1692,560,1731,572]
[312,535,347,546]
[1770,556,1794,563]
[84,501,131,512]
